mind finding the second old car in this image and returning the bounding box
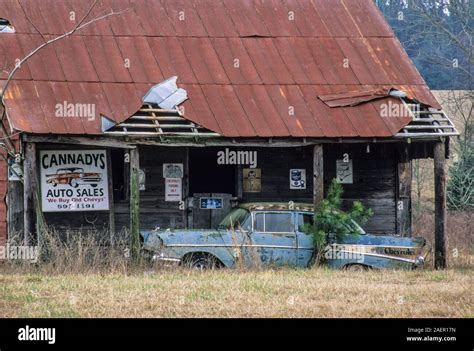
[141,203,427,270]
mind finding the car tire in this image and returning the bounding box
[183,253,221,270]
[70,179,79,188]
[344,264,369,272]
[91,184,98,188]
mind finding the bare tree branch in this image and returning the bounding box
[1,0,130,106]
[0,1,129,153]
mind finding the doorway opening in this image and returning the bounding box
[189,147,236,195]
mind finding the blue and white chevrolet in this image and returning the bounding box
[141,203,426,270]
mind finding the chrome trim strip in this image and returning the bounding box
[165,243,296,249]
[337,250,416,264]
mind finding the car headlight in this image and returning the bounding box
[144,233,163,249]
[414,255,425,266]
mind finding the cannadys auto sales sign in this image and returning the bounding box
[40,150,109,212]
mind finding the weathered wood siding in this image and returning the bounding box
[242,146,314,203]
[323,144,397,234]
[115,146,187,231]
[32,143,404,236]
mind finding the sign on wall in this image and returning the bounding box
[200,197,223,209]
[163,163,183,202]
[243,168,261,193]
[139,168,146,191]
[165,178,182,202]
[40,150,109,212]
[336,160,353,184]
[290,169,306,189]
[8,158,22,181]
[163,163,183,178]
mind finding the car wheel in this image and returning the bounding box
[184,253,220,270]
[70,179,79,188]
[91,184,98,188]
[345,264,369,272]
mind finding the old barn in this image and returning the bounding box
[0,0,458,266]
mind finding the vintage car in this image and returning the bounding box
[46,167,102,188]
[141,203,427,270]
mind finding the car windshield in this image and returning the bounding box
[218,208,251,231]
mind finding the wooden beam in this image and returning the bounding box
[236,164,243,200]
[106,150,115,243]
[183,147,189,229]
[434,142,447,269]
[7,178,24,236]
[313,144,324,208]
[23,142,38,246]
[129,147,140,261]
[397,145,412,236]
[23,135,135,149]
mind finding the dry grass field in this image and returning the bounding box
[0,265,472,318]
[0,209,472,318]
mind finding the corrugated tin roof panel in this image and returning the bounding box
[0,0,441,138]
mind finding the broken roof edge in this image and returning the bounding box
[317,88,434,108]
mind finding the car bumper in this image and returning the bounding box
[413,255,425,268]
[151,252,181,266]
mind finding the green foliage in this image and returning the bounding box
[304,179,373,264]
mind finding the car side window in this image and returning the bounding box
[254,212,292,233]
[297,213,314,233]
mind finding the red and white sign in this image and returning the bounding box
[165,178,182,202]
[40,150,109,212]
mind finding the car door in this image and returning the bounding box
[249,211,297,266]
[295,212,316,267]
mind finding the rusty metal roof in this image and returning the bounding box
[0,0,441,138]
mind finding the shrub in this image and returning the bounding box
[305,179,373,264]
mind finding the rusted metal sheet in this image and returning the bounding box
[222,0,270,37]
[0,0,441,138]
[180,38,229,84]
[319,88,391,108]
[211,38,262,85]
[285,0,331,37]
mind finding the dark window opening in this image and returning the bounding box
[111,149,128,201]
[0,19,14,33]
[297,213,314,232]
[189,148,236,195]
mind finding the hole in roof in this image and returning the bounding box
[0,18,15,33]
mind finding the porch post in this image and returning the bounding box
[106,149,115,243]
[313,144,324,208]
[129,147,140,260]
[23,142,38,246]
[434,141,447,269]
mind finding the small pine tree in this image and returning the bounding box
[304,178,373,265]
